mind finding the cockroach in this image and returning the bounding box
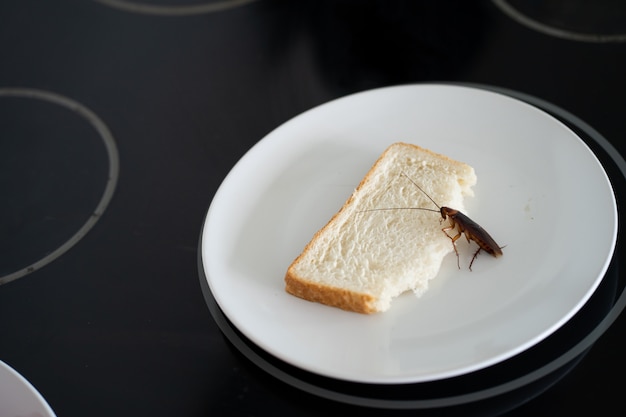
[361,172,503,271]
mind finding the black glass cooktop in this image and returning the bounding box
[1,1,625,416]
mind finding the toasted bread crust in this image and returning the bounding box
[284,273,377,314]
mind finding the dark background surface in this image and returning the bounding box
[1,1,625,415]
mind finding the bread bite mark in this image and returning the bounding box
[284,142,477,314]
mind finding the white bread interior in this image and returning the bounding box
[285,142,477,314]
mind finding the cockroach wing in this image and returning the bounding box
[453,211,503,258]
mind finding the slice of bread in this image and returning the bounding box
[285,142,477,314]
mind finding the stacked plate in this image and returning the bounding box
[199,84,624,411]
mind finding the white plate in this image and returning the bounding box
[201,84,617,384]
[0,360,56,417]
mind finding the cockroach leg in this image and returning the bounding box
[469,247,482,271]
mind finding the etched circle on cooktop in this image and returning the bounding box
[493,0,626,42]
[94,0,259,16]
[0,89,119,285]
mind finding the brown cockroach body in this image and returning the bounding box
[362,172,503,270]
[436,206,503,270]
[402,172,502,270]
